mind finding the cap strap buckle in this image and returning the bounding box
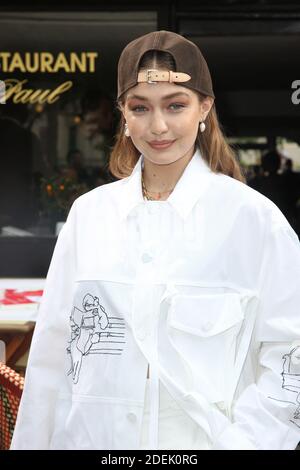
[137,69,191,85]
[147,69,158,84]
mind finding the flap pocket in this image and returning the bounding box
[169,293,244,337]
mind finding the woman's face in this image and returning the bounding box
[120,80,213,165]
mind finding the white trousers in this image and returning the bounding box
[138,379,211,450]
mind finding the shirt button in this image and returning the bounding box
[127,412,137,423]
[141,253,153,263]
[128,208,138,218]
[202,321,213,332]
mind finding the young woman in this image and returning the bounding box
[11,30,300,450]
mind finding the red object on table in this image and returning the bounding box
[0,289,43,306]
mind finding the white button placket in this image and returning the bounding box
[132,202,161,449]
[132,281,160,449]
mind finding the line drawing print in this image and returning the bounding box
[66,293,126,383]
[268,345,300,427]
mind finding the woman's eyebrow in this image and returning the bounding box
[127,92,190,101]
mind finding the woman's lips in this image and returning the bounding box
[148,140,176,150]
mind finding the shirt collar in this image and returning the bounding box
[119,146,213,221]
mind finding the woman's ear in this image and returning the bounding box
[203,96,214,114]
[201,97,214,119]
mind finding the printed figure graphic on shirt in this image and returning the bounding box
[281,345,300,423]
[67,292,126,384]
[269,344,300,428]
[67,293,109,383]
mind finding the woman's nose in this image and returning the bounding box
[150,111,168,134]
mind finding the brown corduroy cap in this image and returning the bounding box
[117,30,215,101]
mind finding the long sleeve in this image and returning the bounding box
[10,201,77,450]
[213,212,300,450]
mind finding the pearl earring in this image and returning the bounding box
[124,123,130,137]
[199,121,206,133]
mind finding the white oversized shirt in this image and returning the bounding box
[11,146,300,450]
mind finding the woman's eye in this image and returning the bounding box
[131,103,185,113]
[169,103,185,110]
[131,105,147,112]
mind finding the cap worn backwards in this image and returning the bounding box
[117,30,215,101]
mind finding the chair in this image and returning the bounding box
[0,341,5,363]
[0,362,24,450]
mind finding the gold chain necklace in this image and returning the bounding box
[141,169,174,200]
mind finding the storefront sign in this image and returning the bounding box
[0,51,98,104]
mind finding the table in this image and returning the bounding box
[0,322,35,368]
[0,278,45,369]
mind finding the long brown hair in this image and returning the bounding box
[110,50,245,183]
